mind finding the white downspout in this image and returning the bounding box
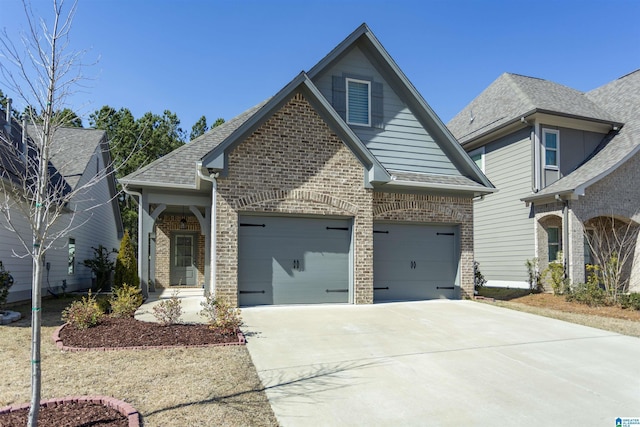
[122,185,144,293]
[197,166,219,297]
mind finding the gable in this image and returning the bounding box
[312,45,462,177]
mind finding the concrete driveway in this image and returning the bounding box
[242,300,640,426]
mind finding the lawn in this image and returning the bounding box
[0,296,278,427]
[477,287,640,337]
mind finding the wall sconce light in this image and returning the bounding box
[180,206,187,230]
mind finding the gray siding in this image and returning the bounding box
[473,128,535,285]
[313,46,462,176]
[1,145,121,302]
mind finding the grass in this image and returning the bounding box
[477,287,640,338]
[0,296,278,426]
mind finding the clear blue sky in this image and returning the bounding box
[2,0,639,135]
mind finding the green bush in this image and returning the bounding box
[525,258,544,293]
[199,295,243,335]
[82,245,116,291]
[96,295,112,314]
[543,262,569,295]
[473,261,486,292]
[619,293,640,311]
[110,283,143,318]
[114,231,139,289]
[61,292,104,329]
[0,261,14,311]
[566,278,609,307]
[152,291,183,325]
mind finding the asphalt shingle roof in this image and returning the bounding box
[447,73,619,145]
[120,101,268,187]
[527,70,640,199]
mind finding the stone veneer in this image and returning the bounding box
[213,91,476,306]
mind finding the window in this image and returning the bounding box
[346,78,371,126]
[469,147,485,172]
[543,129,559,169]
[68,238,76,275]
[548,227,560,262]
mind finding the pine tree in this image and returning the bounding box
[114,230,139,289]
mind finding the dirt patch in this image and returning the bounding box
[510,293,640,322]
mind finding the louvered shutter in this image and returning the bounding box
[332,76,346,120]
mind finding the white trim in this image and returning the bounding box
[542,128,560,170]
[346,77,371,127]
[468,147,485,173]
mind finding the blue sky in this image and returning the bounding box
[2,0,639,134]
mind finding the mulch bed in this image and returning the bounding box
[510,293,640,322]
[56,316,243,349]
[0,399,135,427]
[0,317,244,426]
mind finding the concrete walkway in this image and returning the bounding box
[135,288,208,323]
[242,300,640,426]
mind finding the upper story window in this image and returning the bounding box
[543,129,559,169]
[332,74,383,129]
[468,147,485,172]
[346,78,371,126]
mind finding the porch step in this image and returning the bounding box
[161,287,205,298]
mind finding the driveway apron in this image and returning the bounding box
[242,300,640,426]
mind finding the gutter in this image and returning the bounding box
[383,179,498,195]
[121,184,145,297]
[196,163,219,297]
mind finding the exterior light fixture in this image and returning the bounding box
[180,206,187,229]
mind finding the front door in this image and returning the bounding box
[170,233,197,286]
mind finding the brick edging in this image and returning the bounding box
[0,395,141,426]
[53,323,246,352]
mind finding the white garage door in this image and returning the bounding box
[374,222,459,302]
[238,216,351,306]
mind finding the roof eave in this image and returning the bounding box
[379,179,498,196]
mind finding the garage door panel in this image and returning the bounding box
[239,216,351,306]
[374,223,459,302]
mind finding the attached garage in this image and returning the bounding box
[238,215,352,306]
[373,222,460,302]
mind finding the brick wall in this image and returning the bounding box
[214,91,478,305]
[155,215,204,288]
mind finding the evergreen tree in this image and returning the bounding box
[114,230,139,289]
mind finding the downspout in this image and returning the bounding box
[197,168,219,297]
[122,185,145,297]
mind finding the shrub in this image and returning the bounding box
[566,271,609,307]
[619,293,640,311]
[525,258,544,293]
[543,261,569,295]
[152,291,183,325]
[61,291,104,329]
[0,261,14,311]
[473,261,486,292]
[114,231,139,289]
[200,295,243,335]
[110,283,143,318]
[96,295,112,314]
[83,245,116,291]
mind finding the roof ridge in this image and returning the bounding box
[503,73,536,110]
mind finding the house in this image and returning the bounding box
[447,70,640,291]
[119,24,495,306]
[0,102,123,302]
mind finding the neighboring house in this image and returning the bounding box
[448,70,640,291]
[0,103,123,302]
[120,24,494,306]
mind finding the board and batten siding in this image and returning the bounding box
[1,145,121,302]
[312,46,462,176]
[473,128,534,287]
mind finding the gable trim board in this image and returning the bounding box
[119,24,493,305]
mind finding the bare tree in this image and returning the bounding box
[0,1,109,425]
[584,214,640,302]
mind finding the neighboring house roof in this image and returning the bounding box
[448,72,622,146]
[121,24,494,195]
[523,70,640,202]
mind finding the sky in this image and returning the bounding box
[1,0,639,135]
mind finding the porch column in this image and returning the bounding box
[139,192,153,298]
